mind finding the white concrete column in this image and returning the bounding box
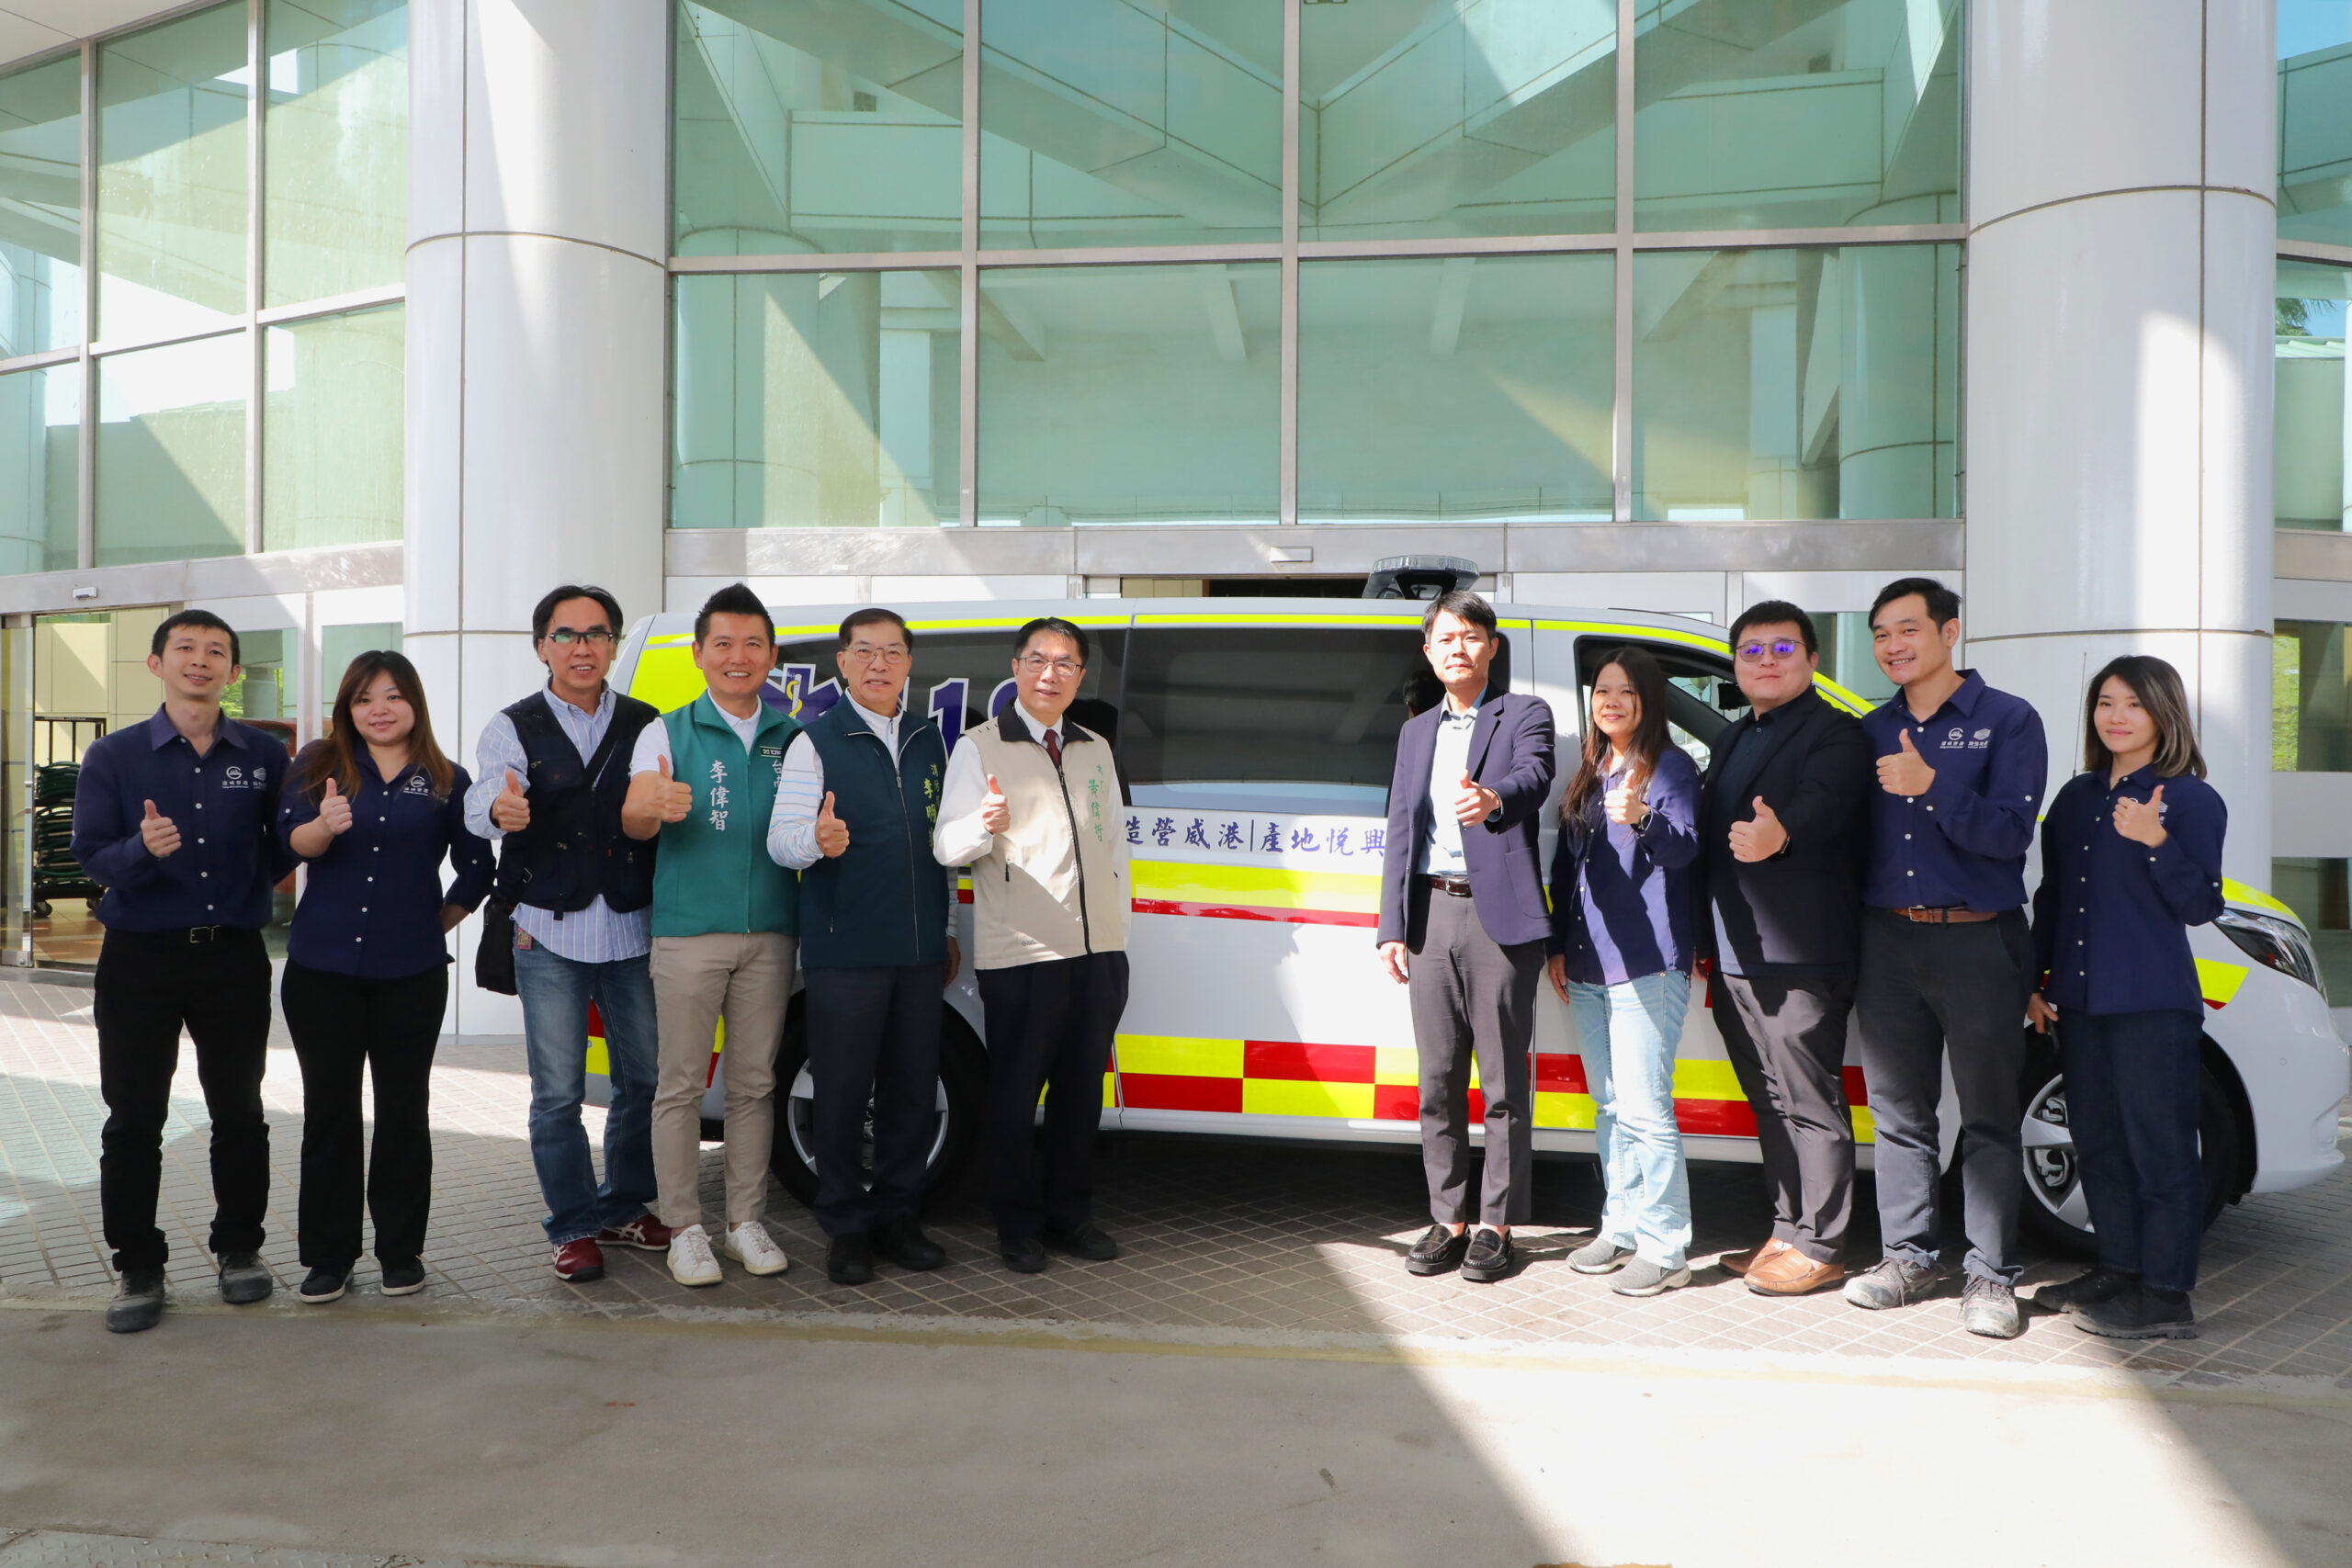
[1963,0,2277,886]
[405,0,670,1036]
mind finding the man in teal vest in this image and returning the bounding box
[765,606,960,1286]
[623,583,801,1287]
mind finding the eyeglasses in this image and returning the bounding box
[844,644,910,667]
[1018,655,1081,676]
[1735,638,1803,663]
[544,627,616,649]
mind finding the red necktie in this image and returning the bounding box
[1044,728,1063,769]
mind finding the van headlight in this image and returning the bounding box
[2216,908,2328,1001]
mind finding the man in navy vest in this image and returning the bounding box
[465,585,672,1284]
[766,607,961,1285]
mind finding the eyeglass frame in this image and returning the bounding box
[1734,637,1806,664]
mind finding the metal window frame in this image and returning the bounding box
[2278,240,2352,267]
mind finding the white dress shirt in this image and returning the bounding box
[763,693,955,934]
[1419,695,1484,879]
[933,700,1064,867]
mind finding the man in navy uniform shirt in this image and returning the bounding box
[71,609,296,1333]
[1845,578,2047,1339]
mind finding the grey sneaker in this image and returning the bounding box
[1960,1275,2023,1339]
[1842,1256,1941,1310]
[1567,1236,1634,1275]
[106,1267,166,1334]
[216,1249,273,1305]
[1611,1258,1692,1298]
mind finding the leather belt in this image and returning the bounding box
[1891,906,1996,925]
[1423,874,1474,898]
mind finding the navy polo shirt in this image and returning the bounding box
[280,743,496,979]
[1860,671,2047,913]
[69,707,297,932]
[2031,767,2226,1017]
[1549,745,1701,985]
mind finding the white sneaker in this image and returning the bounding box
[667,1224,722,1287]
[725,1220,791,1278]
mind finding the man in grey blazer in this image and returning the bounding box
[1377,591,1558,1283]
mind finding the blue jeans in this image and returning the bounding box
[1566,971,1692,1268]
[514,942,659,1245]
[2058,1008,2206,1293]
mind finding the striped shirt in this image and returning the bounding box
[462,684,652,964]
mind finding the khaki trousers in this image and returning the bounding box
[650,931,796,1230]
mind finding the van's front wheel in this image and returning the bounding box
[768,1009,986,1211]
[2016,1034,2241,1258]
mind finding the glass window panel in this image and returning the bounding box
[97,2,251,341]
[981,0,1280,248]
[2272,857,2352,997]
[1814,609,1896,702]
[2278,259,2350,533]
[1301,0,1614,243]
[1633,0,1959,232]
[222,626,288,721]
[977,263,1277,525]
[2280,0,2352,247]
[263,303,401,550]
[2275,620,2352,772]
[1298,253,1611,525]
[0,55,85,355]
[264,0,407,306]
[1632,243,1957,522]
[320,620,401,720]
[95,333,247,566]
[0,365,76,574]
[673,0,964,258]
[673,269,959,528]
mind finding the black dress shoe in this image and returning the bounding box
[1405,1224,1469,1276]
[1459,1227,1516,1284]
[296,1265,349,1303]
[826,1232,875,1286]
[1041,1224,1118,1262]
[2035,1267,2134,1314]
[106,1267,166,1334]
[379,1259,428,1297]
[216,1249,273,1305]
[1001,1236,1048,1274]
[874,1217,945,1272]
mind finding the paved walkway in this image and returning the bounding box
[2,977,2347,1389]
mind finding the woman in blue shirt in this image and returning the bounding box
[279,651,493,1304]
[2029,655,2225,1341]
[1546,647,1702,1297]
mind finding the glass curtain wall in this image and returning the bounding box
[0,0,409,580]
[2280,0,2352,248]
[670,0,1962,531]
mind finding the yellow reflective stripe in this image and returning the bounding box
[1532,618,1872,715]
[1116,1035,1244,1077]
[2221,878,2299,920]
[1374,1046,1418,1085]
[1671,1058,1747,1100]
[771,615,1127,639]
[1135,612,1431,628]
[2197,958,2249,1007]
[1103,1072,1116,1111]
[586,1039,609,1077]
[1133,860,1382,912]
[628,644,706,714]
[1244,1079,1374,1119]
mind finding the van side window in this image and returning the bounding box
[1119,626,1425,817]
[774,630,1127,752]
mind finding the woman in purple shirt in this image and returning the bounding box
[1546,647,1702,1297]
[2029,655,2225,1342]
[278,652,493,1305]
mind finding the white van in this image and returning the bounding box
[605,598,2349,1256]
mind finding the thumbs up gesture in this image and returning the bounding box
[140,798,181,859]
[2113,783,2169,848]
[491,767,530,832]
[1877,728,1937,797]
[318,775,354,836]
[1727,795,1787,863]
[1603,768,1650,827]
[653,754,695,824]
[1451,770,1501,827]
[979,773,1010,835]
[815,791,850,858]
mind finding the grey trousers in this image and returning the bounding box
[1854,908,2035,1283]
[1713,970,1857,1263]
[1408,891,1541,1228]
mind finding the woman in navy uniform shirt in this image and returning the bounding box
[279,652,493,1303]
[2029,655,2225,1341]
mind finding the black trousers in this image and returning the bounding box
[1713,969,1858,1263]
[280,959,449,1270]
[2060,1009,2207,1293]
[1407,892,1540,1227]
[978,951,1131,1244]
[95,926,274,1273]
[803,963,944,1237]
[1855,908,2035,1283]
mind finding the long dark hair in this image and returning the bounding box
[304,650,457,802]
[2083,655,2206,780]
[1564,646,1670,825]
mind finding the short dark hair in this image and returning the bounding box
[695,582,774,646]
[532,584,624,643]
[1727,600,1818,657]
[838,607,912,650]
[1420,589,1498,640]
[152,609,240,667]
[1870,576,1961,629]
[1013,616,1089,665]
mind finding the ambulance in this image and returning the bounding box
[609,596,2350,1258]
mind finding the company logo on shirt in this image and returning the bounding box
[1939,725,1991,751]
[403,773,431,795]
[221,763,252,789]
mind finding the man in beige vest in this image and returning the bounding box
[933,616,1131,1273]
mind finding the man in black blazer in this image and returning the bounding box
[1700,601,1872,1298]
[1378,592,1557,1283]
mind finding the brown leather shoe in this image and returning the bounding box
[1746,1247,1846,1297]
[1718,1236,1792,1278]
